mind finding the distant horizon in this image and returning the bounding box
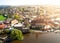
[0,5,60,6]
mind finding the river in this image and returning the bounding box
[12,32,60,43]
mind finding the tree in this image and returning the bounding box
[0,15,6,21]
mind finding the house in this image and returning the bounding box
[11,19,18,26]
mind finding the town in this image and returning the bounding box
[0,5,60,43]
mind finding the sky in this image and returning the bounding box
[0,0,60,6]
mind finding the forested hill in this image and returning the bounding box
[0,5,10,9]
